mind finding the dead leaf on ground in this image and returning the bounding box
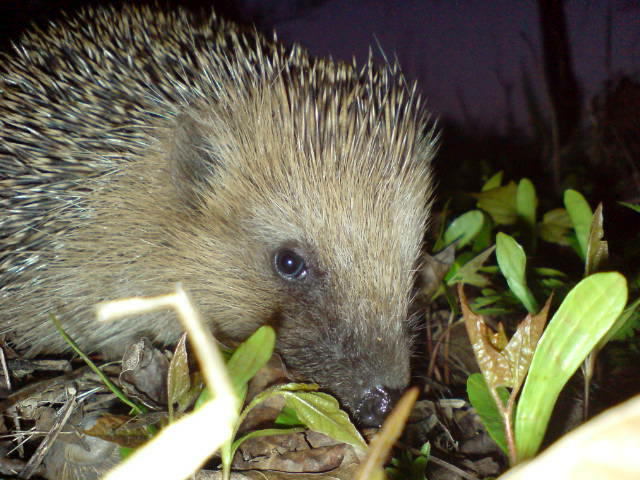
[120,337,169,409]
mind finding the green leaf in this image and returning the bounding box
[467,373,509,454]
[496,233,539,313]
[419,441,431,457]
[120,447,134,460]
[482,171,503,191]
[517,178,538,252]
[443,210,485,248]
[516,178,537,230]
[534,267,566,278]
[540,278,566,289]
[280,391,367,451]
[479,265,500,274]
[193,386,211,411]
[619,201,640,214]
[274,406,302,427]
[270,382,320,394]
[221,382,320,474]
[472,213,494,251]
[472,294,503,309]
[474,182,518,225]
[471,306,514,316]
[237,382,319,430]
[446,246,496,287]
[386,442,430,480]
[585,203,608,276]
[599,297,640,346]
[538,208,572,246]
[515,272,628,460]
[226,326,276,403]
[564,189,593,260]
[51,314,145,415]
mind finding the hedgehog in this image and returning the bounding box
[0,4,435,427]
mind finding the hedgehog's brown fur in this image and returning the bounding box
[0,4,435,423]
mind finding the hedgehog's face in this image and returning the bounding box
[263,239,415,427]
[168,83,433,426]
[233,166,428,426]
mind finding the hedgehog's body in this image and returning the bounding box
[0,5,434,425]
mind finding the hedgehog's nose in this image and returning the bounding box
[355,386,402,427]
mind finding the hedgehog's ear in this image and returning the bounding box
[168,110,221,209]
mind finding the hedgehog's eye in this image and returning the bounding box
[274,249,308,280]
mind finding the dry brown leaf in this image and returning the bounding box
[585,203,608,275]
[502,296,551,393]
[167,333,190,417]
[421,245,456,297]
[84,414,150,449]
[234,433,347,473]
[460,285,551,392]
[459,285,513,389]
[120,338,169,409]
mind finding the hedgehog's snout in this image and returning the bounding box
[354,385,403,428]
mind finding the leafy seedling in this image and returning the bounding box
[460,285,550,464]
[215,326,366,480]
[463,272,628,464]
[515,272,628,461]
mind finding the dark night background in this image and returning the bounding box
[1,0,639,133]
[1,0,639,234]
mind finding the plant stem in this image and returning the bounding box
[221,441,232,480]
[504,391,518,465]
[490,386,517,465]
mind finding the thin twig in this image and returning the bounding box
[20,387,77,479]
[50,314,145,415]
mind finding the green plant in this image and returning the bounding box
[187,325,366,479]
[386,442,431,480]
[63,310,365,478]
[462,264,628,464]
[433,174,579,315]
[447,178,638,465]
